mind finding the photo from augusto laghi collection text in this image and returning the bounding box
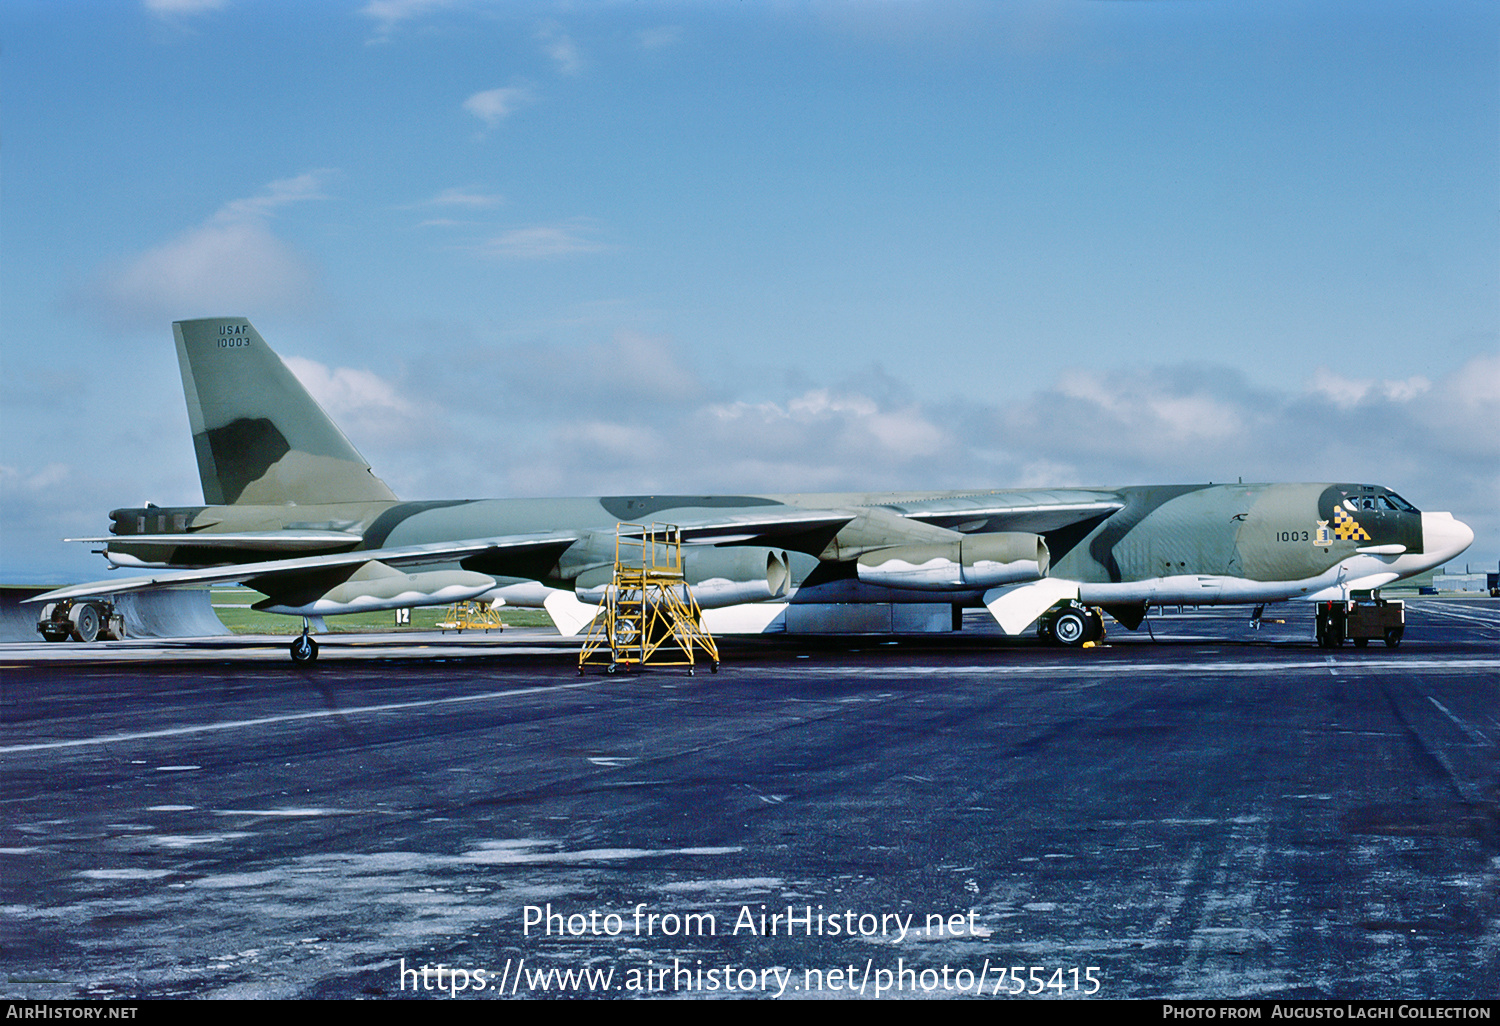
[397,901,1103,997]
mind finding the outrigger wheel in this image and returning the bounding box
[290,624,319,665]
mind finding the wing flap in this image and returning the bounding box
[627,512,854,546]
[903,501,1123,533]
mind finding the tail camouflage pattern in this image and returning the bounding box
[173,318,397,505]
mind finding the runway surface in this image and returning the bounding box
[1,600,1496,1000]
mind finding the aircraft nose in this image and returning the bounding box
[1421,512,1475,563]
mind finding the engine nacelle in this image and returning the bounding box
[574,547,791,609]
[856,532,1048,591]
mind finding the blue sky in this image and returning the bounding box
[2,0,1496,581]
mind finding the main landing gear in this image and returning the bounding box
[1038,600,1105,647]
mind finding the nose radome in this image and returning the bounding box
[1422,512,1475,563]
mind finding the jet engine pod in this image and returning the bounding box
[685,546,791,607]
[856,532,1048,590]
[573,547,791,609]
[254,560,498,616]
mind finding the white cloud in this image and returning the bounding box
[215,171,330,222]
[637,26,683,51]
[1055,369,1243,440]
[536,23,582,75]
[85,221,316,327]
[360,0,458,40]
[712,390,947,462]
[0,463,71,493]
[463,87,532,129]
[556,421,664,461]
[283,357,425,446]
[143,0,226,17]
[1446,353,1500,410]
[283,357,415,420]
[77,173,332,328]
[1309,368,1433,410]
[427,330,703,412]
[424,187,504,209]
[480,220,606,259]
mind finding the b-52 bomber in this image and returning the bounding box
[32,318,1474,662]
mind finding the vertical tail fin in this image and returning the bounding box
[173,318,398,505]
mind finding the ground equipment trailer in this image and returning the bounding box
[36,598,125,642]
[1315,596,1404,648]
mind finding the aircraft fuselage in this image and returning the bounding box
[97,479,1468,615]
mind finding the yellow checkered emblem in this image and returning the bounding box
[1332,506,1371,541]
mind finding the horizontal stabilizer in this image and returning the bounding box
[69,531,364,549]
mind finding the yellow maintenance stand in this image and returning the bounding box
[579,523,719,675]
[437,600,506,633]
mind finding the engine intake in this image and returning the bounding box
[574,547,791,609]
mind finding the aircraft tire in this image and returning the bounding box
[69,603,101,643]
[1052,608,1089,647]
[290,634,319,664]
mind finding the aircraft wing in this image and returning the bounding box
[890,493,1125,534]
[32,507,859,606]
[27,532,583,604]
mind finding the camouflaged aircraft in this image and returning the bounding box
[32,318,1474,662]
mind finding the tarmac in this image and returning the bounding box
[1,599,1496,1000]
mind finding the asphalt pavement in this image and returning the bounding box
[1,600,1496,999]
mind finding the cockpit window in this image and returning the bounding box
[1343,489,1420,514]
